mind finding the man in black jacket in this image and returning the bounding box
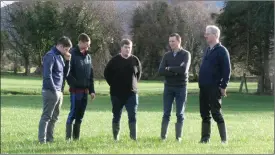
[104,39,142,141]
[65,33,96,141]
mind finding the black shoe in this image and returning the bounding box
[160,119,169,140]
[217,122,227,144]
[112,122,120,141]
[175,122,183,142]
[129,122,137,140]
[66,124,73,141]
[199,122,211,143]
[73,123,81,140]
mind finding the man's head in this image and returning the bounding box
[204,25,220,45]
[56,36,72,55]
[78,33,91,52]
[169,33,181,51]
[120,39,132,58]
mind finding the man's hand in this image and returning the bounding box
[219,88,227,97]
[90,93,96,101]
[64,52,71,61]
[165,67,170,71]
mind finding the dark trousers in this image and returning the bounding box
[66,92,88,125]
[162,85,187,123]
[199,86,224,124]
[111,94,139,124]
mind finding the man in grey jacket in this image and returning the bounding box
[38,36,72,144]
[158,33,191,142]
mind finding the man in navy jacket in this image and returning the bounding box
[198,25,231,144]
[65,33,95,141]
[38,36,72,144]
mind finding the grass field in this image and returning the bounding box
[1,75,258,95]
[1,75,274,154]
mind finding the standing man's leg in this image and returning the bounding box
[125,94,139,140]
[73,92,88,140]
[199,86,212,143]
[47,91,63,142]
[38,90,60,144]
[161,85,175,140]
[66,93,76,140]
[209,86,227,143]
[174,86,187,142]
[111,96,124,141]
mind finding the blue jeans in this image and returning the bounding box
[66,92,88,124]
[111,94,139,124]
[162,85,187,123]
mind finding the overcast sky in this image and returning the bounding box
[1,1,224,8]
[1,1,15,8]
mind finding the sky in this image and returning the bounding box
[216,1,224,7]
[1,1,15,8]
[1,1,224,8]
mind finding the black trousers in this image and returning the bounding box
[199,86,224,124]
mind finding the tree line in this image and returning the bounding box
[1,1,274,94]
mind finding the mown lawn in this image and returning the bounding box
[0,75,273,154]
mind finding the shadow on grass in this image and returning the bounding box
[1,94,273,113]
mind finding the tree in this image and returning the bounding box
[2,0,124,77]
[88,1,124,78]
[2,1,61,75]
[217,1,274,94]
[57,1,124,78]
[131,1,216,79]
[0,30,9,58]
[131,1,180,79]
[2,2,34,75]
[26,1,62,74]
[175,1,217,81]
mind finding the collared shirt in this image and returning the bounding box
[206,43,220,56]
[172,47,183,57]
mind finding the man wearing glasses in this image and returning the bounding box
[65,33,96,141]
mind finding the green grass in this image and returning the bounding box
[1,94,274,154]
[1,75,258,95]
[1,75,273,154]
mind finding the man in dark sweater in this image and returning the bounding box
[104,39,142,141]
[38,36,72,144]
[158,33,191,142]
[198,25,231,144]
[65,33,96,141]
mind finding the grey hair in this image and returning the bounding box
[206,25,220,39]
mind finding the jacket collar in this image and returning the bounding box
[52,46,62,55]
[75,45,88,56]
[208,42,221,51]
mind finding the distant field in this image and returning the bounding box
[1,75,258,95]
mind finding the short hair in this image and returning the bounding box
[120,39,132,47]
[57,36,72,48]
[78,33,91,42]
[169,33,181,42]
[206,25,220,39]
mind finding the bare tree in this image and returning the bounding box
[176,1,218,81]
